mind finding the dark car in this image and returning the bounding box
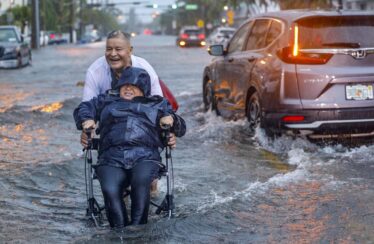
[203,10,374,139]
[0,25,31,68]
[176,26,206,47]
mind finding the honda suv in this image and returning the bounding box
[203,10,374,139]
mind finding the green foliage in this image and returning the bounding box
[0,5,31,31]
[277,0,331,9]
[40,0,73,32]
[81,8,120,35]
[1,0,119,36]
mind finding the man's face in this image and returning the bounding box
[120,84,144,100]
[105,37,132,72]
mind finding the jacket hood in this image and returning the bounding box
[115,67,151,96]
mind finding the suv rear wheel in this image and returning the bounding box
[203,79,215,111]
[246,91,261,131]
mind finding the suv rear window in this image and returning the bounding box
[297,16,374,49]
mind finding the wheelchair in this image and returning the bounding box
[83,129,175,227]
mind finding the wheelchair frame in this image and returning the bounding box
[83,135,175,227]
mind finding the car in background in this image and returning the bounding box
[203,10,374,140]
[207,26,236,45]
[0,25,31,68]
[47,32,68,45]
[78,32,102,44]
[176,26,206,47]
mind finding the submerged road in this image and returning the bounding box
[0,35,373,243]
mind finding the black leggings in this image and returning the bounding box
[96,161,159,228]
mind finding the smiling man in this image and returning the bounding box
[80,30,179,149]
[82,30,162,102]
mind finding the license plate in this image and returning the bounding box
[346,84,373,100]
[190,35,197,40]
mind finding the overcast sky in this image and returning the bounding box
[111,0,176,23]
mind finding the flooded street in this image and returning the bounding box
[0,35,373,243]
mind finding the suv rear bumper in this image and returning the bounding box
[263,107,374,138]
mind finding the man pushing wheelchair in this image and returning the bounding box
[74,66,186,228]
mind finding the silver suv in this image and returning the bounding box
[203,10,374,139]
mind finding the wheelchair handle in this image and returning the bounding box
[83,128,94,150]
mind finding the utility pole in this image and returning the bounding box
[338,0,343,9]
[69,0,75,43]
[31,0,40,49]
[79,0,84,40]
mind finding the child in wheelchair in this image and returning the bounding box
[73,66,186,228]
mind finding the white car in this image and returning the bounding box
[207,27,236,45]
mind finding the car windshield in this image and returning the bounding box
[0,29,18,43]
[297,16,374,49]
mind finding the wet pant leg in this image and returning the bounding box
[130,161,159,225]
[96,165,129,228]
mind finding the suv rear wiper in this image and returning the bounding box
[321,42,361,48]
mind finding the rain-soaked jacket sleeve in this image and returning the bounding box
[171,113,186,137]
[73,95,105,130]
[158,97,186,137]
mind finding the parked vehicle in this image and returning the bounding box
[176,26,206,47]
[0,25,31,68]
[78,32,102,44]
[203,10,374,139]
[47,32,68,45]
[207,26,236,45]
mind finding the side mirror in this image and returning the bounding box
[208,44,224,56]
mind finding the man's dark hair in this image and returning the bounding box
[107,30,131,42]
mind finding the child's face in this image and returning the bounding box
[120,84,144,100]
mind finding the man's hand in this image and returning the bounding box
[80,131,89,148]
[168,133,176,149]
[160,115,174,129]
[81,120,95,148]
[82,119,95,131]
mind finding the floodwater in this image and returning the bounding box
[0,36,373,243]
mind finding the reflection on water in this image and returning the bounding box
[0,84,32,113]
[32,102,63,113]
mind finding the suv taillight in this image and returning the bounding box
[278,47,333,64]
[181,33,189,39]
[278,24,333,65]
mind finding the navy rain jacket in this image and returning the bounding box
[74,94,186,169]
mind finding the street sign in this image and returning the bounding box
[197,19,204,28]
[185,4,198,10]
[227,10,234,26]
